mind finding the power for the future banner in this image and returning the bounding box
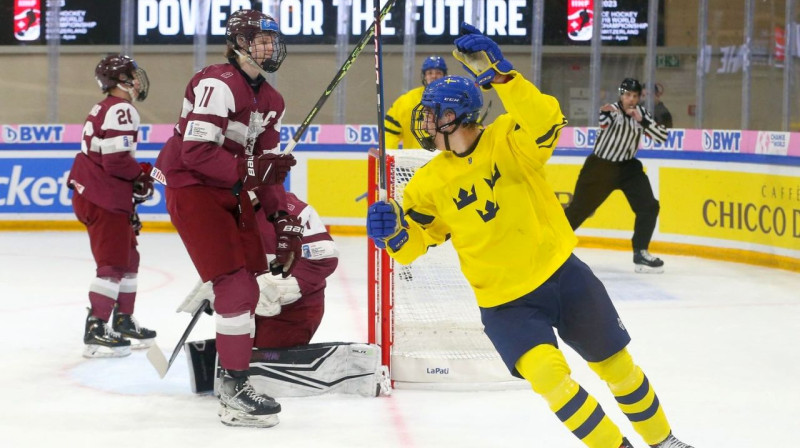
[3,0,662,46]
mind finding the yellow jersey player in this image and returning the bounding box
[384,56,447,149]
[366,23,694,448]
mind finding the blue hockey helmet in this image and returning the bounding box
[411,76,483,151]
[421,56,448,85]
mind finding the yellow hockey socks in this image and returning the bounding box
[516,344,623,448]
[588,348,671,446]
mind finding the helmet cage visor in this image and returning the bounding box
[411,103,464,152]
[411,103,437,151]
[131,66,149,101]
[229,15,286,73]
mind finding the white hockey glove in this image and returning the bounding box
[176,279,216,315]
[255,273,302,317]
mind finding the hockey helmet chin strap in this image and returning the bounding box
[438,115,465,153]
[115,68,149,102]
[233,48,271,80]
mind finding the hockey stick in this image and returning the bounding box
[373,0,389,200]
[283,0,398,154]
[146,299,210,379]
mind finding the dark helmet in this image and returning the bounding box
[411,76,483,151]
[619,78,642,95]
[95,54,149,101]
[420,56,448,86]
[225,9,286,73]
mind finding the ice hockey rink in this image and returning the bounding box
[1,231,797,447]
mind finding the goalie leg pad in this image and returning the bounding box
[185,339,388,397]
[185,339,217,394]
[247,342,387,398]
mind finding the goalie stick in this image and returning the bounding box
[283,0,398,154]
[146,299,210,378]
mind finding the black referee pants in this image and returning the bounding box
[564,154,660,251]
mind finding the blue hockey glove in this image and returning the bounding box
[453,22,513,86]
[367,199,409,252]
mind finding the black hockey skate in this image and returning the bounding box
[620,438,634,448]
[112,308,156,349]
[218,370,281,428]
[633,249,665,274]
[651,432,694,448]
[83,309,131,358]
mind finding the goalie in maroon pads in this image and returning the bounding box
[155,9,300,428]
[177,193,336,343]
[178,194,389,398]
[68,54,156,359]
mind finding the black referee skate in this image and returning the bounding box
[83,309,131,358]
[112,308,156,349]
[650,432,694,448]
[218,370,281,428]
[633,249,665,274]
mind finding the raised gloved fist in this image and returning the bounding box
[236,153,296,193]
[366,199,408,252]
[270,213,304,277]
[453,22,513,86]
[133,162,154,204]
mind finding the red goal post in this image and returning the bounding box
[368,149,523,389]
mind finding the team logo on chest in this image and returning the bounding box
[450,163,503,223]
[244,110,270,155]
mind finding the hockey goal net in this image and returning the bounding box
[368,150,520,388]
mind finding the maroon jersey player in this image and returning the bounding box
[68,54,157,358]
[252,192,338,349]
[155,9,300,428]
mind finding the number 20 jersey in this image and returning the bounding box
[67,95,142,214]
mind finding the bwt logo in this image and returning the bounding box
[573,128,599,148]
[345,125,379,144]
[642,129,685,150]
[138,125,152,143]
[426,367,450,375]
[2,125,65,143]
[702,130,741,152]
[279,125,320,144]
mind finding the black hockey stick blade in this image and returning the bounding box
[147,299,210,379]
[283,0,398,154]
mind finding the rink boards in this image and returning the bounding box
[0,124,798,268]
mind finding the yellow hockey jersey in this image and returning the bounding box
[384,86,424,149]
[387,72,575,308]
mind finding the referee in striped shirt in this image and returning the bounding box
[565,78,668,273]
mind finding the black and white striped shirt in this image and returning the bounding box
[593,102,668,162]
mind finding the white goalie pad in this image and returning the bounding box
[245,343,390,398]
[185,339,389,398]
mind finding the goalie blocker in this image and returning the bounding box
[186,339,390,398]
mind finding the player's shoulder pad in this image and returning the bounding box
[191,65,238,114]
[101,99,140,131]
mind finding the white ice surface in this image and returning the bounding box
[0,232,797,447]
